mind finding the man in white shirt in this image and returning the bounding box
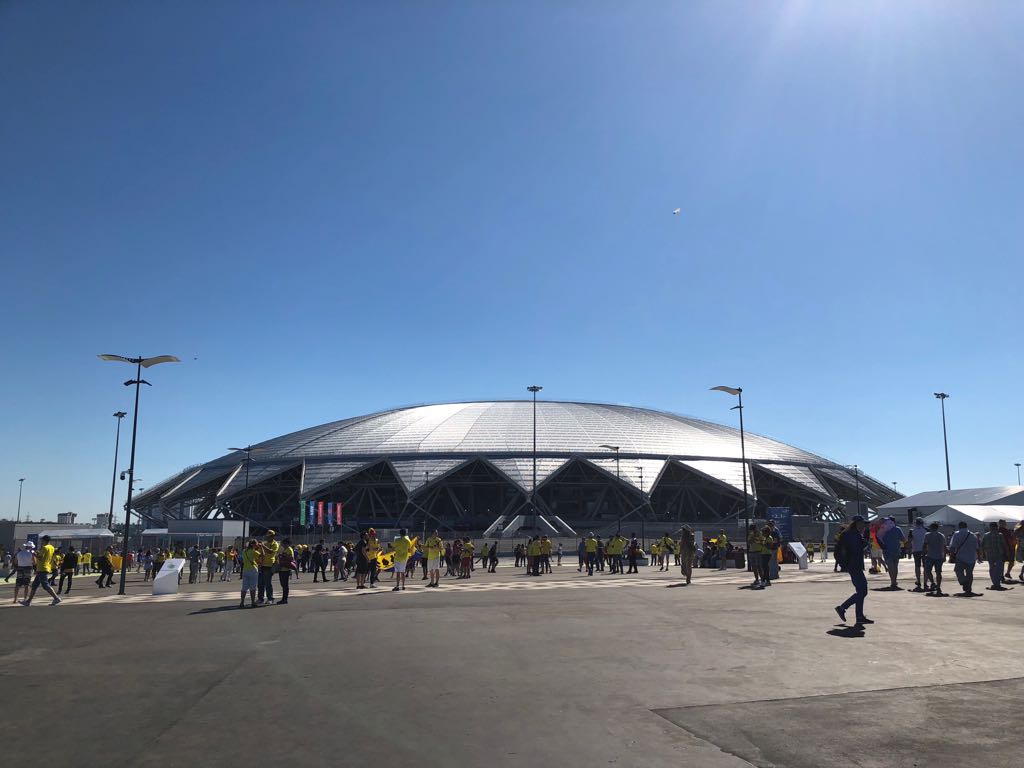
[949,521,980,597]
[909,519,929,592]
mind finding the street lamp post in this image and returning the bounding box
[711,386,751,544]
[527,385,543,529]
[16,478,24,524]
[892,481,898,494]
[638,464,646,547]
[99,354,180,595]
[1016,463,1022,486]
[108,412,127,531]
[934,392,951,491]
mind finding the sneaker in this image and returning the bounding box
[278,599,288,604]
[267,599,276,604]
[401,586,406,591]
[855,616,875,624]
[239,602,246,609]
[21,600,31,607]
[257,599,265,605]
[392,586,400,592]
[50,597,61,606]
[835,605,846,622]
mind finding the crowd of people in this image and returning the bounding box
[833,515,1024,625]
[7,517,1024,617]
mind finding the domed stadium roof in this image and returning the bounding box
[134,401,894,515]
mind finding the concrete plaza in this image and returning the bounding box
[1,560,1020,767]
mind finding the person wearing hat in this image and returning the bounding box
[835,516,872,625]
[256,530,279,605]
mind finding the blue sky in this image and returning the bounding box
[2,1,1022,521]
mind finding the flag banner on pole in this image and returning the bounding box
[336,502,343,526]
[317,501,324,526]
[327,502,334,523]
[299,499,306,526]
[308,500,315,527]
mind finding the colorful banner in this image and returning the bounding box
[317,500,324,526]
[308,500,315,527]
[299,499,306,526]
[335,502,343,526]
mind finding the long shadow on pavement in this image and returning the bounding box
[188,605,245,616]
[826,625,866,638]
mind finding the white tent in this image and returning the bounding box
[922,505,1024,528]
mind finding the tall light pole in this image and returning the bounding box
[892,481,898,493]
[638,464,646,546]
[711,386,751,542]
[16,478,25,524]
[934,392,951,490]
[1016,463,1022,486]
[108,412,128,529]
[99,354,180,594]
[527,385,543,527]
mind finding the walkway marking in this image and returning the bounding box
[0,569,853,609]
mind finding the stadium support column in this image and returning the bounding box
[527,385,543,530]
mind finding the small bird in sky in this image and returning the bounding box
[672,208,681,215]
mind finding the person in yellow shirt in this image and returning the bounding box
[24,535,61,607]
[81,551,92,573]
[460,538,475,579]
[239,540,260,608]
[748,526,765,588]
[539,536,553,574]
[255,530,280,605]
[391,529,413,592]
[717,530,730,570]
[425,530,444,587]
[584,534,599,576]
[527,536,542,576]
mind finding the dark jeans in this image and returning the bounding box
[58,572,73,593]
[761,553,773,583]
[988,559,1004,587]
[586,552,597,575]
[954,560,975,593]
[839,568,868,619]
[258,566,275,601]
[278,571,290,601]
[96,568,113,587]
[627,555,638,573]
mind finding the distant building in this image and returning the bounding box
[95,513,111,528]
[878,486,1024,523]
[57,512,77,525]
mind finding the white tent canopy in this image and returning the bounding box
[922,505,1024,528]
[38,528,115,539]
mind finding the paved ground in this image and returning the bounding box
[2,560,1021,767]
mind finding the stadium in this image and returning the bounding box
[131,401,898,535]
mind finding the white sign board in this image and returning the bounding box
[153,558,186,595]
[787,542,809,570]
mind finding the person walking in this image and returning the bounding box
[834,516,872,625]
[747,526,765,589]
[277,537,296,604]
[366,529,381,587]
[205,547,219,583]
[540,536,552,574]
[949,521,980,597]
[997,520,1015,583]
[576,538,586,572]
[141,549,154,582]
[460,537,475,579]
[187,545,201,584]
[879,517,906,590]
[981,522,1011,591]
[923,522,947,596]
[488,541,499,573]
[909,518,928,591]
[311,543,327,583]
[627,535,640,574]
[1014,521,1024,584]
[239,539,259,608]
[23,535,61,607]
[556,542,563,567]
[58,546,79,594]
[584,533,598,576]
[12,543,35,605]
[95,546,115,588]
[679,527,696,585]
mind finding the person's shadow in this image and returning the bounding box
[188,605,244,615]
[827,625,866,638]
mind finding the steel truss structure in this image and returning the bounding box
[132,401,899,532]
